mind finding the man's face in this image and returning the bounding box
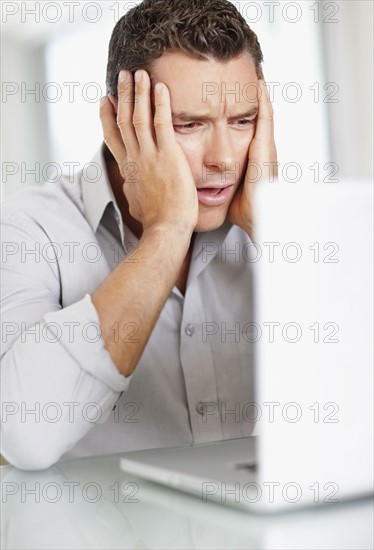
[148,50,259,233]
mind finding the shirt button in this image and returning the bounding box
[185,323,195,336]
[196,401,206,415]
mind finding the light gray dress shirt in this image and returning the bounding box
[1,143,255,470]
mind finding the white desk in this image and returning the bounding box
[1,452,373,549]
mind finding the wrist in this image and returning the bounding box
[143,220,193,239]
[142,222,193,251]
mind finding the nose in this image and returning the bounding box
[202,126,238,185]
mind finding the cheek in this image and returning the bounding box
[175,128,255,181]
[236,131,255,167]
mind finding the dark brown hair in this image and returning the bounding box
[105,0,264,98]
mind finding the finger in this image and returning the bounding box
[254,80,275,143]
[153,82,177,151]
[117,70,139,157]
[132,69,156,153]
[100,95,127,168]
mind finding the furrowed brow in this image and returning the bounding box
[172,107,259,121]
[228,108,259,120]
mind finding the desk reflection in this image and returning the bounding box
[1,453,373,550]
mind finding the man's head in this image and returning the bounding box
[105,0,264,232]
[106,0,263,95]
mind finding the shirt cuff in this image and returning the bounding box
[44,293,134,392]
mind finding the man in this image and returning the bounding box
[1,0,277,470]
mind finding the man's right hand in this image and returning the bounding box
[100,69,198,235]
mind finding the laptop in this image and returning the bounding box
[120,179,374,512]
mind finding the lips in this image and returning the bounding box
[197,183,232,190]
[198,187,222,195]
[197,185,235,206]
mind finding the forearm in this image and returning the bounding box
[92,224,192,376]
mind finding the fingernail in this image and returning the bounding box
[119,70,127,82]
[155,82,163,95]
[135,70,143,83]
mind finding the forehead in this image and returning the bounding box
[148,50,258,112]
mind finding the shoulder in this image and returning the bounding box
[2,174,82,218]
[1,174,85,237]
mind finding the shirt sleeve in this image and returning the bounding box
[0,211,134,471]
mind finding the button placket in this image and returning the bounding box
[179,285,222,443]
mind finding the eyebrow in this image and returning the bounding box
[171,107,259,121]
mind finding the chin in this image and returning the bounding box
[193,206,228,233]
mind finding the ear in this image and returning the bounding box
[107,92,118,115]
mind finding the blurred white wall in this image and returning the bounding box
[320,0,373,179]
[1,1,373,200]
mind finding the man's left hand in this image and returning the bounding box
[228,79,278,238]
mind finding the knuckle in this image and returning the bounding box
[154,115,170,127]
[117,113,133,129]
[117,117,127,129]
[132,116,145,128]
[103,130,115,147]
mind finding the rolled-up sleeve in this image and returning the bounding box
[0,212,133,471]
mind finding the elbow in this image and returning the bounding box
[3,452,60,472]
[1,429,62,471]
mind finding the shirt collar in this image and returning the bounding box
[81,141,122,236]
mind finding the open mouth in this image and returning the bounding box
[197,185,234,206]
[199,187,225,195]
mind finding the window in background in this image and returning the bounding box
[45,2,330,179]
[0,0,331,193]
[45,25,112,166]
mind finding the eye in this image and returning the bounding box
[173,122,201,131]
[234,118,257,126]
